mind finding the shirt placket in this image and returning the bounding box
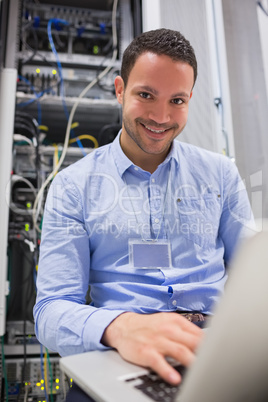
[128,170,151,240]
[149,177,165,239]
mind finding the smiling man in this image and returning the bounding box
[34,29,254,393]
[117,51,194,173]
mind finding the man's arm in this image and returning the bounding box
[33,171,127,355]
[219,157,256,265]
[101,311,203,385]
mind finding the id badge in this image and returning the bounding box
[129,238,172,269]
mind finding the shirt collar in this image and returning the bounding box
[111,130,133,177]
[111,130,179,177]
[161,140,179,168]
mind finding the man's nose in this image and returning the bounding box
[148,101,171,125]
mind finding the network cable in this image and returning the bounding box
[17,75,42,125]
[16,74,58,122]
[32,0,119,233]
[40,344,49,402]
[69,134,99,148]
[47,18,86,156]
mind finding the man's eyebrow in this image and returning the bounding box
[134,85,159,95]
[134,85,191,99]
[172,92,191,99]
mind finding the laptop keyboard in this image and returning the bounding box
[125,364,186,401]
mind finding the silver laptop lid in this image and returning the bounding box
[178,230,268,402]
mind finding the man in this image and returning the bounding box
[34,29,254,388]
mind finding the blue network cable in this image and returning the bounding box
[47,18,68,100]
[17,75,42,125]
[47,18,86,156]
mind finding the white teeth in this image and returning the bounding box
[144,125,166,133]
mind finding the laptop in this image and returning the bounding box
[60,230,268,402]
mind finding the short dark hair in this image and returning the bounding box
[121,28,197,88]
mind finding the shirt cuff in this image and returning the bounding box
[82,308,128,351]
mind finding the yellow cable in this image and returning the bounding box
[69,134,98,148]
[44,351,49,396]
[71,122,79,129]
[38,125,49,132]
[32,0,118,234]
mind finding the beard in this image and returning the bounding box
[122,113,183,156]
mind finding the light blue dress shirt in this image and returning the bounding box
[34,132,254,356]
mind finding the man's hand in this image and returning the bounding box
[101,312,203,385]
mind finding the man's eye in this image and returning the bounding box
[139,92,151,99]
[172,98,184,105]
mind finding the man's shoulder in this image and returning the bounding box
[60,142,113,177]
[50,143,116,193]
[175,140,230,165]
[176,140,221,157]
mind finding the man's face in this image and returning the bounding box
[115,52,194,167]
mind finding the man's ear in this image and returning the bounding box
[114,76,124,104]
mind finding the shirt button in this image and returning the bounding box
[151,178,155,183]
[134,167,139,171]
[172,300,177,306]
[154,218,160,224]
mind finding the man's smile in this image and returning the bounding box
[139,121,175,139]
[143,125,167,134]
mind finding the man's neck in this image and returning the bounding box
[119,133,171,174]
[130,154,165,174]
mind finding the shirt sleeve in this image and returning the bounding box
[219,157,256,265]
[33,171,126,357]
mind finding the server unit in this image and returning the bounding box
[1,1,139,400]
